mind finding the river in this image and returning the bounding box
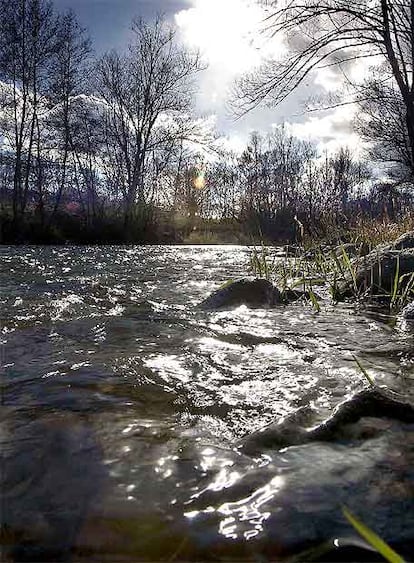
[1,245,414,561]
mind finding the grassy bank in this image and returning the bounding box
[249,222,414,315]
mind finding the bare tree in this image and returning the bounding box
[355,77,414,174]
[236,0,414,171]
[0,0,58,228]
[96,16,203,235]
[47,9,91,223]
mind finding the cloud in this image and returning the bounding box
[174,0,369,156]
[284,105,364,156]
[176,0,271,72]
[175,0,286,120]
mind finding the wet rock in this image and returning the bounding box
[333,242,371,259]
[402,301,414,320]
[198,278,283,310]
[392,230,414,251]
[239,387,414,454]
[198,278,314,311]
[334,248,414,300]
[186,421,414,561]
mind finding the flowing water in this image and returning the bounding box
[1,245,414,561]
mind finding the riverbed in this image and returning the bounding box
[1,245,414,561]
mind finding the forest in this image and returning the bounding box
[1,0,414,245]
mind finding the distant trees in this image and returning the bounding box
[0,0,94,236]
[169,129,371,241]
[0,0,411,244]
[0,0,59,226]
[0,3,209,242]
[47,10,91,225]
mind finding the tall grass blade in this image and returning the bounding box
[219,279,235,290]
[391,256,400,308]
[343,507,404,563]
[309,289,321,313]
[341,245,358,295]
[352,355,375,387]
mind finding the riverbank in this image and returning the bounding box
[2,204,414,247]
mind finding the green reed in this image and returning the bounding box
[249,241,413,315]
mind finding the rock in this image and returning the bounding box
[333,243,359,259]
[392,230,414,251]
[333,242,370,259]
[186,389,414,560]
[334,248,414,300]
[402,301,414,320]
[238,387,414,454]
[198,278,283,310]
[198,278,314,310]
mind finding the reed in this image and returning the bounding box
[249,241,413,314]
[343,507,404,563]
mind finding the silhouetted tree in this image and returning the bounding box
[96,16,203,236]
[236,1,414,173]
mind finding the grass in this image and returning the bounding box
[348,213,414,249]
[353,355,376,387]
[249,244,274,281]
[249,236,414,315]
[343,507,405,563]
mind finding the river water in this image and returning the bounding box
[1,245,414,561]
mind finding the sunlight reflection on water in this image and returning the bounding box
[1,245,413,561]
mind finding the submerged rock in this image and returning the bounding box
[239,386,414,454]
[185,387,414,561]
[187,422,414,560]
[198,278,283,310]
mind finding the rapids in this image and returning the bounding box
[1,245,414,561]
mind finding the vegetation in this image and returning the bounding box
[236,1,414,179]
[249,232,414,314]
[343,507,404,563]
[1,0,414,244]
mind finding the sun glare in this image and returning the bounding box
[175,0,274,73]
[194,171,206,190]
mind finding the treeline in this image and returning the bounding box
[186,130,413,242]
[0,0,413,244]
[0,0,210,243]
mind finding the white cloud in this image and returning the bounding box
[284,105,364,156]
[175,0,286,119]
[174,0,368,156]
[175,0,283,73]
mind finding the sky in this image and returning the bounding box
[53,0,361,156]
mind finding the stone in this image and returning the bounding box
[392,231,414,251]
[187,387,414,561]
[198,278,283,310]
[402,301,414,320]
[238,387,414,454]
[334,248,414,299]
[333,242,370,259]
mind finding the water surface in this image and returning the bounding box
[1,245,413,561]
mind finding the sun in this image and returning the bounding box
[175,0,268,73]
[194,171,206,190]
